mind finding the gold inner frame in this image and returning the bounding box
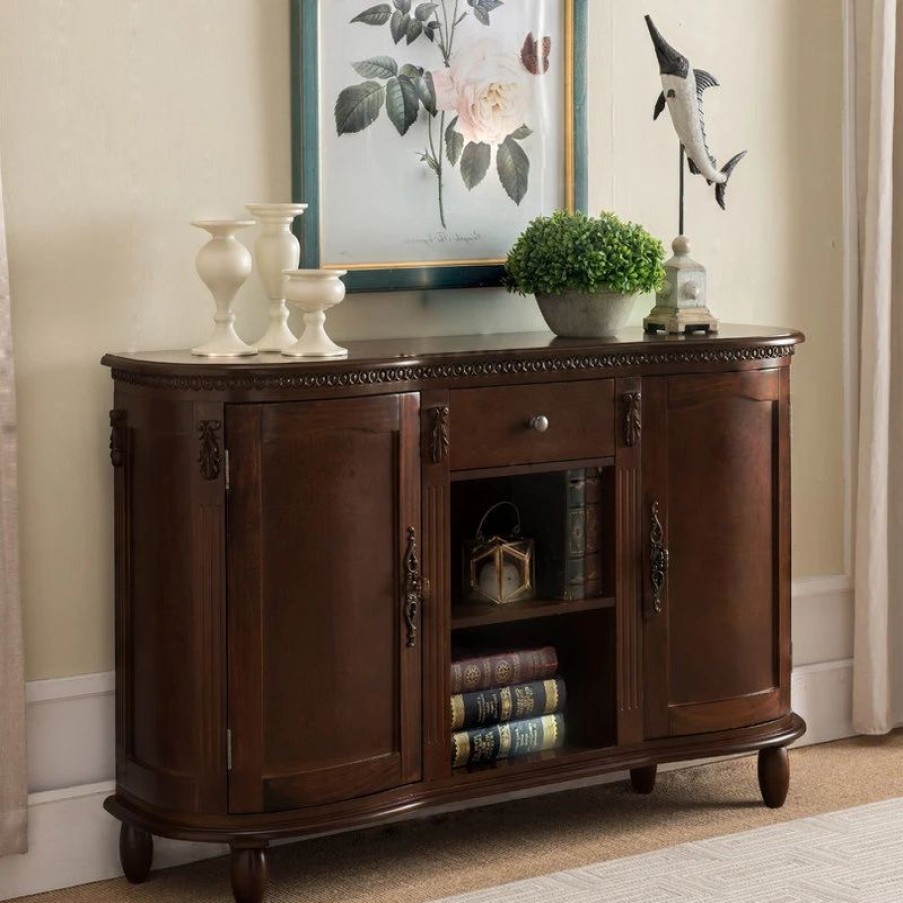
[323,0,578,273]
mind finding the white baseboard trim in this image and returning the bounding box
[5,575,856,900]
[0,782,225,902]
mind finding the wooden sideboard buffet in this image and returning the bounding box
[102,327,806,903]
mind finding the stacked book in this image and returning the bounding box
[450,646,566,768]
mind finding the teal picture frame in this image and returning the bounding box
[291,0,588,294]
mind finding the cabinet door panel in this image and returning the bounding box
[227,394,422,813]
[643,369,790,738]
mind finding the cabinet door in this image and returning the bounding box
[643,369,791,738]
[226,394,422,813]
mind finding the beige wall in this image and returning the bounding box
[0,0,845,680]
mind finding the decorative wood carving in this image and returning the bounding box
[623,392,642,447]
[109,410,127,468]
[198,420,222,481]
[403,526,421,648]
[110,344,795,393]
[429,405,450,464]
[649,501,669,616]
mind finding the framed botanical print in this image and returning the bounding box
[291,0,587,293]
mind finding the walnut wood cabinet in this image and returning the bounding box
[102,327,806,903]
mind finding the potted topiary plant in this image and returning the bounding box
[505,210,666,338]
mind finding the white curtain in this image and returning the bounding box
[852,0,903,734]
[0,151,25,854]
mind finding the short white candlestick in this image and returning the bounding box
[282,269,349,359]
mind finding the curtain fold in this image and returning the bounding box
[0,150,25,854]
[852,0,903,735]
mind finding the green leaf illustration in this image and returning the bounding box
[473,7,489,24]
[335,82,386,135]
[394,0,411,12]
[352,56,398,79]
[416,71,437,115]
[385,75,420,135]
[415,2,439,20]
[406,18,423,43]
[497,137,530,204]
[460,142,491,189]
[351,4,393,25]
[446,117,464,165]
[390,10,408,43]
[509,125,533,141]
[400,63,424,78]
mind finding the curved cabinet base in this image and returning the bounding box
[105,713,806,849]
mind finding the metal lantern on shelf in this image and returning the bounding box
[463,502,535,605]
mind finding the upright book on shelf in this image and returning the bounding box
[514,468,605,600]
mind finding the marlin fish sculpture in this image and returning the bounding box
[646,15,746,210]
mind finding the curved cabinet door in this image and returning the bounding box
[642,369,792,738]
[226,394,422,813]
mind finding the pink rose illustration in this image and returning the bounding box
[432,39,534,146]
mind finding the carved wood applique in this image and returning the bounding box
[197,420,222,481]
[429,405,450,464]
[623,392,642,448]
[109,410,127,468]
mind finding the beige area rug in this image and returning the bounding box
[16,733,903,903]
[435,797,903,902]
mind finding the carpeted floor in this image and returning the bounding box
[16,732,903,903]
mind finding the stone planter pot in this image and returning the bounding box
[535,290,636,338]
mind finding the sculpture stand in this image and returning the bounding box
[644,235,718,335]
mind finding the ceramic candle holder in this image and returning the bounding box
[281,269,348,359]
[246,203,308,352]
[190,220,257,358]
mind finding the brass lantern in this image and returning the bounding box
[463,502,535,605]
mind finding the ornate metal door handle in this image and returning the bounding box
[403,527,422,648]
[650,501,670,615]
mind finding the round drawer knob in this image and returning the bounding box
[529,415,550,433]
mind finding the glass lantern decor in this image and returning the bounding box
[463,502,535,606]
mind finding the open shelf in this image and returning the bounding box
[451,595,615,630]
[449,743,617,780]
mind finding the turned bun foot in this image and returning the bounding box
[630,764,657,795]
[119,823,153,884]
[758,746,790,809]
[231,845,269,903]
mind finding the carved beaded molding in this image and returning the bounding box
[110,344,795,393]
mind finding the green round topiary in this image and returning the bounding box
[505,210,666,297]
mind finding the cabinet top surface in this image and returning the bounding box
[104,325,803,371]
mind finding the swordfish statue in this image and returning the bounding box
[646,15,746,210]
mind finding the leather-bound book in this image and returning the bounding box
[450,647,558,694]
[514,469,588,599]
[451,713,566,768]
[450,677,567,730]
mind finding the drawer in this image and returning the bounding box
[449,380,615,471]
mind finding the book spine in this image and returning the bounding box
[450,646,558,694]
[450,677,567,730]
[583,468,603,598]
[451,713,565,768]
[563,469,587,600]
